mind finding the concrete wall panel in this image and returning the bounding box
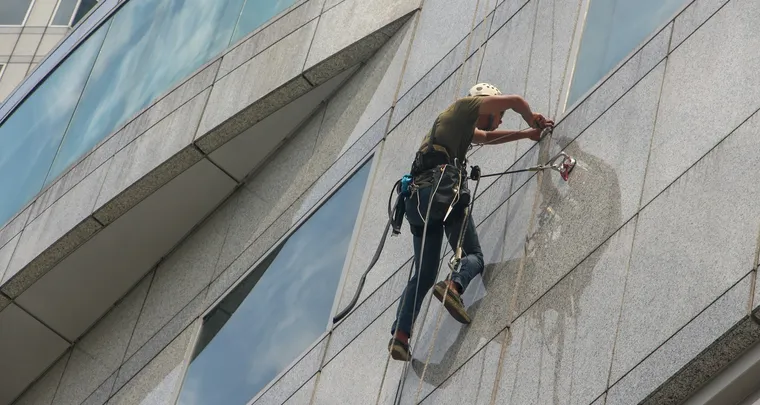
[53,275,152,405]
[419,336,502,405]
[642,0,760,204]
[12,352,70,405]
[607,274,758,405]
[107,322,198,405]
[512,61,664,320]
[611,107,760,383]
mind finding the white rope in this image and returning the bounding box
[408,0,495,402]
[487,0,585,403]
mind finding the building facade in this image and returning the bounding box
[0,0,98,103]
[1,0,760,404]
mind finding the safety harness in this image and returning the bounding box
[331,0,583,402]
[331,129,573,323]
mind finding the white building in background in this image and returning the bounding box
[0,0,98,103]
[1,0,760,404]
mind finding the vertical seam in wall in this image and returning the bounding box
[602,26,670,391]
[489,1,541,399]
[635,28,670,219]
[668,0,732,55]
[300,0,327,74]
[190,81,215,155]
[604,213,639,392]
[110,269,156,397]
[47,349,73,405]
[309,99,332,154]
[382,7,424,139]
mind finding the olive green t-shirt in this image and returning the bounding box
[418,96,483,163]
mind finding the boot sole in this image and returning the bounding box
[433,284,471,324]
[389,344,411,361]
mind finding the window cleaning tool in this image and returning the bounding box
[479,150,576,181]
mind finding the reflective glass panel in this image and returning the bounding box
[231,0,300,44]
[48,0,247,183]
[71,0,98,26]
[0,25,108,227]
[0,0,33,25]
[51,0,80,26]
[177,159,373,405]
[566,0,687,107]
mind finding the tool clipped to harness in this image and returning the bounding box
[390,175,413,236]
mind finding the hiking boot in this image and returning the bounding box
[432,281,471,324]
[388,337,411,361]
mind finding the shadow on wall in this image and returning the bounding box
[407,132,623,398]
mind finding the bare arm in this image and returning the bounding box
[478,95,533,122]
[477,95,554,128]
[472,128,541,145]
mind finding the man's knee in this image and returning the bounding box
[409,223,424,237]
[472,250,484,270]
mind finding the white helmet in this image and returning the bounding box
[468,83,502,97]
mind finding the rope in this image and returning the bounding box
[381,0,584,400]
[403,0,496,402]
[412,176,481,404]
[487,0,584,403]
[387,169,445,405]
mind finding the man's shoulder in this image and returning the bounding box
[438,96,482,119]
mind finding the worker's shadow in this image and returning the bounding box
[405,134,623,395]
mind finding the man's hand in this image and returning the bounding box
[527,128,543,142]
[525,113,554,129]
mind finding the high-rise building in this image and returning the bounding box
[0,0,98,103]
[1,0,759,404]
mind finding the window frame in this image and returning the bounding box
[556,0,592,117]
[0,0,36,28]
[48,0,83,28]
[171,149,380,405]
[560,0,692,116]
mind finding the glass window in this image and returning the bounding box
[0,0,34,26]
[51,0,81,26]
[0,24,108,227]
[0,0,306,227]
[47,0,247,184]
[566,0,688,107]
[231,0,300,44]
[71,0,98,27]
[176,159,374,405]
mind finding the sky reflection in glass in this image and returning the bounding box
[0,0,307,228]
[48,0,247,182]
[231,0,299,44]
[177,159,373,405]
[567,0,687,107]
[0,25,108,227]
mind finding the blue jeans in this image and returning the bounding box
[391,184,484,337]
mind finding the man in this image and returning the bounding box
[389,83,554,361]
